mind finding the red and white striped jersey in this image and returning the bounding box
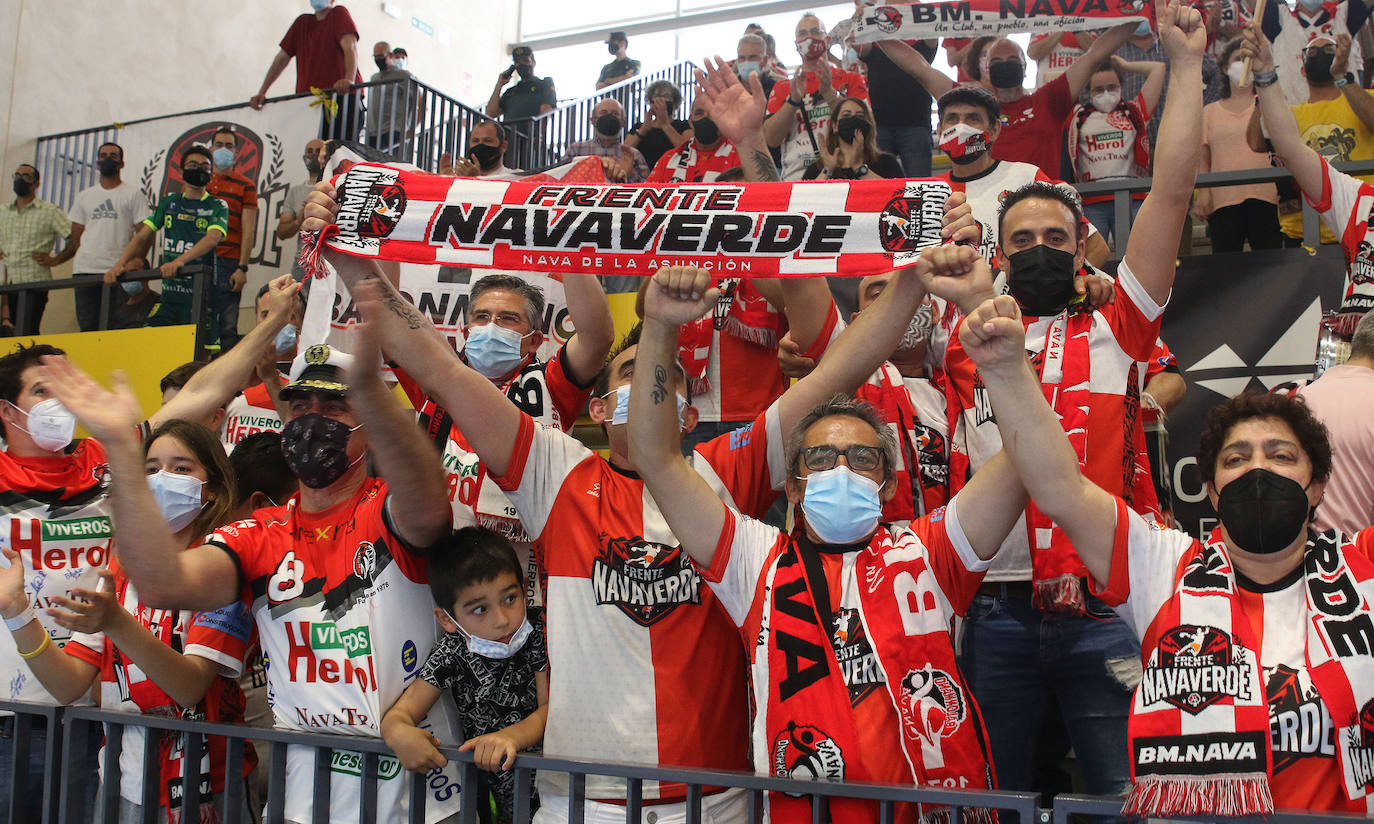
[647,140,742,184]
[941,161,1055,264]
[493,405,786,802]
[1306,157,1374,316]
[220,380,285,452]
[1100,503,1374,812]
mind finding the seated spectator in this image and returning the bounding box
[732,33,777,100]
[1070,56,1165,243]
[486,45,556,121]
[442,120,522,178]
[764,13,870,179]
[382,527,548,824]
[625,80,691,169]
[970,314,1374,814]
[1297,309,1374,534]
[1197,38,1282,252]
[563,98,649,183]
[0,419,255,822]
[801,97,903,179]
[647,96,741,183]
[596,30,640,90]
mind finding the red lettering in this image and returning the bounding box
[44,548,65,568]
[319,658,339,681]
[285,621,317,682]
[30,545,105,571]
[456,475,479,506]
[14,519,40,567]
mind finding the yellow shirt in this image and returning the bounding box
[1281,90,1374,242]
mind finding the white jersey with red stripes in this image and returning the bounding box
[1306,157,1374,316]
[219,380,285,452]
[493,406,785,802]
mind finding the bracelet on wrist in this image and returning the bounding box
[5,606,35,632]
[1335,72,1355,87]
[1253,68,1279,88]
[18,631,51,660]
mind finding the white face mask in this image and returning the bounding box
[1227,61,1250,90]
[1090,90,1122,113]
[392,58,407,71]
[7,398,76,452]
[146,470,208,533]
[443,610,534,659]
[604,383,687,427]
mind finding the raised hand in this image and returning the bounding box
[941,191,982,246]
[35,357,144,445]
[260,274,302,323]
[916,244,997,313]
[1157,0,1206,61]
[1237,26,1274,73]
[1334,33,1353,77]
[48,569,122,634]
[959,296,1028,373]
[301,181,342,235]
[642,266,719,327]
[694,55,768,147]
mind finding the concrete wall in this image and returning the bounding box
[0,0,517,333]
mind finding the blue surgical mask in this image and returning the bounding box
[147,470,207,533]
[309,0,330,10]
[799,465,883,545]
[604,383,686,427]
[1298,0,1323,9]
[121,280,143,296]
[736,59,762,80]
[444,610,534,659]
[463,323,531,379]
[1135,20,1151,36]
[212,147,234,170]
[275,323,299,357]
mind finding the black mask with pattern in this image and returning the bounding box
[280,413,361,489]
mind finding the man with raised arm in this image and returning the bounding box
[626,262,1028,823]
[34,317,464,823]
[914,0,1207,804]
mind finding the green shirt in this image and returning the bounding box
[141,192,228,299]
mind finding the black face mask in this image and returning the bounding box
[469,142,502,169]
[595,114,622,137]
[280,412,360,489]
[98,158,121,177]
[303,155,322,177]
[692,117,720,146]
[12,179,31,197]
[1006,244,1079,317]
[608,43,620,55]
[988,61,1026,89]
[1305,51,1335,84]
[836,115,871,143]
[182,167,212,188]
[515,64,534,81]
[1216,467,1312,554]
[374,55,389,72]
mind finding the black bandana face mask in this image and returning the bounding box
[1216,467,1312,555]
[280,412,363,489]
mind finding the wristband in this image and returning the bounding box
[18,632,50,660]
[1253,69,1279,88]
[235,264,248,272]
[5,607,35,632]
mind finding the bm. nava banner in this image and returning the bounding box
[848,0,1151,42]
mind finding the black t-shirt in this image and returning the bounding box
[417,607,547,738]
[862,41,937,128]
[630,119,691,168]
[801,151,905,180]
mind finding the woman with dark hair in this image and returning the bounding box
[801,97,903,180]
[625,79,691,169]
[1196,37,1282,252]
[964,290,1374,816]
[0,418,255,822]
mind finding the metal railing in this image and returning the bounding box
[3,699,1362,824]
[501,61,700,171]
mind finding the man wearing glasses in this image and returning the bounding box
[0,164,73,335]
[104,145,228,335]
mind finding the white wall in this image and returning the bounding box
[0,0,517,332]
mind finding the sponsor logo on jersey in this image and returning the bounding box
[353,541,378,581]
[898,666,967,751]
[1265,664,1335,772]
[283,620,378,693]
[401,639,418,673]
[773,722,845,782]
[1139,625,1255,713]
[591,536,702,626]
[831,608,883,705]
[330,750,403,779]
[12,516,113,571]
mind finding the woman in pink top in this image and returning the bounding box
[1197,38,1283,252]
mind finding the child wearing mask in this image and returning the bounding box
[382,527,548,824]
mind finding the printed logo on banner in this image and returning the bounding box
[1139,625,1255,713]
[335,166,405,238]
[591,536,702,625]
[870,6,904,32]
[1348,698,1374,788]
[1265,664,1335,772]
[1184,297,1324,398]
[773,722,845,781]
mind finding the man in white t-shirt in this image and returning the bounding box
[275,138,325,281]
[65,142,149,331]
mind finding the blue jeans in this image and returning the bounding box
[961,589,1138,802]
[876,124,933,178]
[211,256,243,350]
[1082,199,1143,250]
[0,715,102,824]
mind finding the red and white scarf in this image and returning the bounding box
[301,163,951,279]
[677,277,782,395]
[856,364,948,523]
[763,529,994,823]
[1126,527,1374,816]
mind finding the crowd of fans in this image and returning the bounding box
[4,0,1374,823]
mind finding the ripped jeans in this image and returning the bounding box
[961,588,1139,804]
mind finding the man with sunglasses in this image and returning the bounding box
[628,263,1029,822]
[0,164,73,335]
